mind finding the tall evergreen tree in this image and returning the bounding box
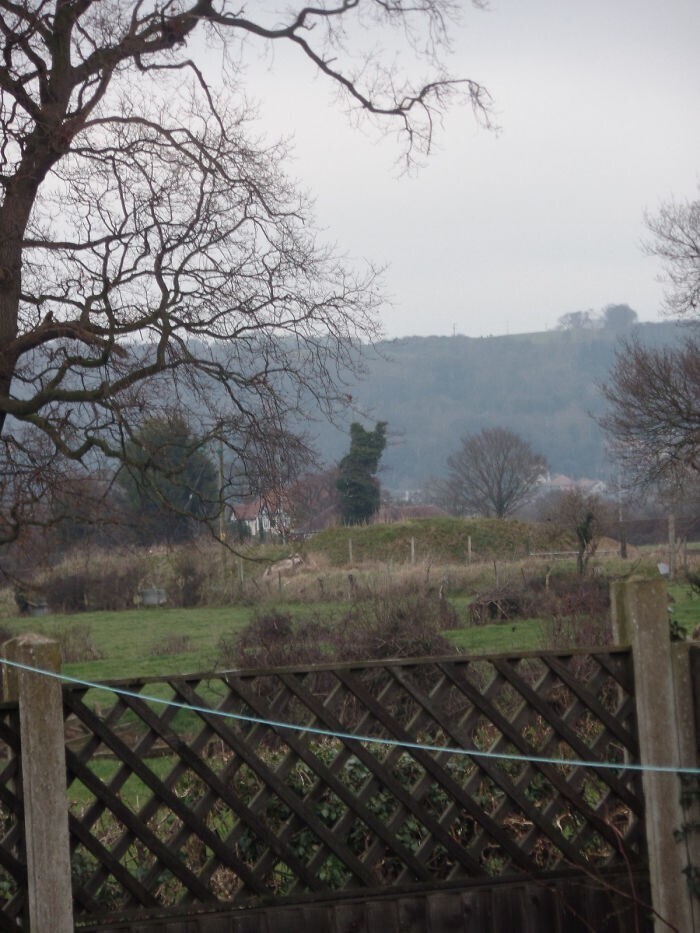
[118,415,218,545]
[337,422,387,525]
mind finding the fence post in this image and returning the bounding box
[2,633,74,933]
[611,578,699,932]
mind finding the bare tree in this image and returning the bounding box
[600,336,700,489]
[556,310,595,331]
[286,467,341,534]
[538,488,609,574]
[0,1,491,544]
[601,185,700,488]
[645,184,700,318]
[442,427,547,518]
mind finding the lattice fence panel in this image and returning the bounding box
[0,703,26,930]
[63,650,644,921]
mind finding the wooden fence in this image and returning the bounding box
[0,578,697,931]
[73,870,653,932]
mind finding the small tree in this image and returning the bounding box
[540,489,608,574]
[336,422,387,525]
[287,468,342,533]
[557,310,595,330]
[443,427,547,519]
[118,414,218,545]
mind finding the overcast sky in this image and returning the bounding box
[237,0,699,339]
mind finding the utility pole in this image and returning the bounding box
[218,439,226,543]
[218,439,227,598]
[669,512,676,579]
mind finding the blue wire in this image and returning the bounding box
[3,656,699,776]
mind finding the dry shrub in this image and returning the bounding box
[52,622,104,662]
[43,572,88,613]
[336,593,455,660]
[227,611,329,670]
[470,572,610,632]
[151,633,192,657]
[469,588,523,625]
[534,575,612,648]
[138,544,217,608]
[218,594,457,733]
[43,565,142,612]
[543,613,612,649]
[31,541,226,613]
[267,558,481,606]
[220,591,456,674]
[467,571,612,648]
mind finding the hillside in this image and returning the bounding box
[307,320,681,492]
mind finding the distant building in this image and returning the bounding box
[542,474,607,495]
[231,494,289,539]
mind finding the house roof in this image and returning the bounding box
[231,499,263,522]
[231,493,288,522]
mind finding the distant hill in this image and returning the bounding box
[306,320,682,492]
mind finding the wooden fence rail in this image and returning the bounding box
[73,869,653,933]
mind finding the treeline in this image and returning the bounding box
[307,320,682,490]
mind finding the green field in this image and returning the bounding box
[2,585,694,684]
[448,618,545,654]
[2,605,282,680]
[0,598,549,683]
[0,605,246,680]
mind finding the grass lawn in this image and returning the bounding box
[1,600,368,681]
[2,579,696,683]
[1,605,255,681]
[1,597,547,682]
[669,581,700,636]
[446,618,545,654]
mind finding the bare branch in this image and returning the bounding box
[0,0,489,542]
[644,184,700,319]
[600,336,700,490]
